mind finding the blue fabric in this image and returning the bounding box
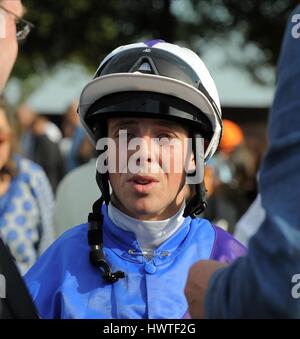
[0,177,17,217]
[205,5,300,318]
[0,157,54,274]
[25,205,244,319]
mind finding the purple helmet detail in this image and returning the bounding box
[144,39,165,48]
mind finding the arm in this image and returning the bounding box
[186,5,300,318]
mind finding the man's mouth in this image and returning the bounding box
[128,175,159,193]
[134,179,152,185]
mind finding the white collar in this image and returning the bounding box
[108,202,186,253]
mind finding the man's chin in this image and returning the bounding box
[126,200,162,220]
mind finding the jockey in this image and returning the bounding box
[25,40,246,319]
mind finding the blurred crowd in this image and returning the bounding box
[14,101,95,191]
[0,96,267,274]
[202,119,266,233]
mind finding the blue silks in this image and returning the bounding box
[25,204,245,319]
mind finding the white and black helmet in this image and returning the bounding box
[78,39,222,162]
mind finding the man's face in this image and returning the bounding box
[0,0,23,93]
[107,117,194,220]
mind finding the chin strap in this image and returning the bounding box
[183,181,207,218]
[183,132,207,218]
[88,196,125,283]
[88,122,124,284]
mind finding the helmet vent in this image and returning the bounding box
[129,56,159,75]
[138,62,152,73]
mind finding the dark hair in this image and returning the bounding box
[0,96,19,178]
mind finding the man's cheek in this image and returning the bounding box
[160,151,178,174]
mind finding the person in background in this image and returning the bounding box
[54,157,98,238]
[15,104,62,152]
[30,115,65,191]
[15,104,65,192]
[203,120,255,233]
[0,0,39,319]
[14,104,36,157]
[0,98,55,274]
[234,193,265,246]
[54,135,97,237]
[61,101,85,172]
[185,5,300,318]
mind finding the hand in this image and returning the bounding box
[184,260,227,318]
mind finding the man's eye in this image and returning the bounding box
[157,133,174,139]
[116,131,135,140]
[123,132,135,140]
[157,136,174,146]
[156,132,178,143]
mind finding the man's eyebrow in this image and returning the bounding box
[110,119,139,130]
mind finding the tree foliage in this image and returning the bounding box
[14,0,299,83]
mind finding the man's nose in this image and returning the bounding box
[136,136,154,165]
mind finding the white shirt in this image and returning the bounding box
[108,202,186,255]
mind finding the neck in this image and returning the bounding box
[108,202,186,254]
